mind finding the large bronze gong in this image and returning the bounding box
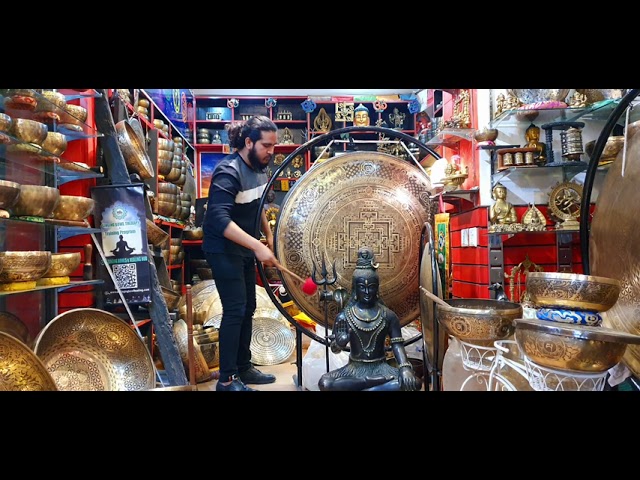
[590,128,640,377]
[275,151,433,328]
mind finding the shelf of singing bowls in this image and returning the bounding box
[473,127,499,143]
[183,226,204,240]
[51,195,94,222]
[41,252,82,279]
[33,307,156,391]
[0,332,58,391]
[436,298,523,346]
[11,184,60,218]
[8,118,48,145]
[115,119,154,179]
[514,318,640,373]
[0,179,21,211]
[506,89,570,105]
[0,311,32,345]
[584,136,625,165]
[161,285,181,311]
[525,271,621,312]
[0,251,52,283]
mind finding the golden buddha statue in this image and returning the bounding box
[489,182,519,232]
[524,123,547,165]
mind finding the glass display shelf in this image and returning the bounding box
[0,217,101,240]
[491,100,621,129]
[425,128,475,149]
[0,279,104,297]
[0,89,103,140]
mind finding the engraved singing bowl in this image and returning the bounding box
[41,131,68,157]
[43,252,81,278]
[8,117,48,145]
[0,112,12,132]
[525,271,621,312]
[51,194,94,221]
[0,332,58,391]
[0,179,21,210]
[161,286,181,311]
[436,298,523,344]
[115,119,155,179]
[274,150,434,328]
[0,311,32,345]
[585,136,625,165]
[11,184,60,217]
[514,318,640,373]
[145,218,169,247]
[473,127,498,143]
[173,318,211,383]
[59,104,88,126]
[589,114,640,377]
[33,308,156,391]
[0,251,52,283]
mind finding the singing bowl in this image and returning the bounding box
[34,90,67,113]
[590,123,640,377]
[59,104,88,126]
[584,136,625,164]
[43,252,81,278]
[115,119,154,179]
[473,127,498,143]
[436,298,523,344]
[525,271,621,312]
[9,118,48,145]
[11,184,60,217]
[0,251,52,283]
[199,340,219,368]
[0,112,12,132]
[33,308,156,391]
[0,179,21,210]
[161,285,181,311]
[250,316,295,366]
[275,151,434,328]
[507,89,569,105]
[515,318,640,373]
[41,131,68,157]
[173,318,212,383]
[183,227,204,240]
[51,195,94,221]
[146,218,169,247]
[0,332,58,391]
[0,311,31,345]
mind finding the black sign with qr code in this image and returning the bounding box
[91,183,152,305]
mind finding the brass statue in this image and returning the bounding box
[522,203,547,231]
[313,108,332,133]
[318,246,422,391]
[353,103,370,126]
[524,123,547,165]
[489,182,522,233]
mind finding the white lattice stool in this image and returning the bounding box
[523,357,609,391]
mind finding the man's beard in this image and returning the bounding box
[248,146,269,172]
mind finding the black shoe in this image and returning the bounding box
[216,376,256,391]
[238,366,276,385]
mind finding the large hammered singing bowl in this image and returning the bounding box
[436,298,522,345]
[275,151,433,328]
[33,308,155,391]
[515,318,640,373]
[11,184,60,218]
[590,119,640,377]
[526,271,621,312]
[0,332,58,391]
[115,119,154,179]
[0,250,52,283]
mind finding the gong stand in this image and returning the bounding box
[255,125,441,388]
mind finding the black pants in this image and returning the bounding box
[205,252,257,382]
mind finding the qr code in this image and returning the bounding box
[113,263,138,289]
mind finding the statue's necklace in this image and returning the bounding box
[346,305,385,354]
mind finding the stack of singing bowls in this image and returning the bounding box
[176,191,192,221]
[167,237,184,266]
[155,182,179,218]
[157,137,174,177]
